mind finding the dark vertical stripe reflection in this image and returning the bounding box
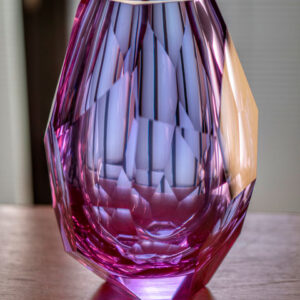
[176,102,180,126]
[180,49,189,115]
[178,3,185,32]
[103,91,110,178]
[172,132,177,186]
[153,36,158,120]
[193,158,198,185]
[192,38,203,132]
[199,133,202,164]
[113,49,120,81]
[148,121,153,186]
[162,4,169,53]
[128,7,134,51]
[113,4,121,32]
[139,52,143,116]
[94,31,109,103]
[123,84,132,171]
[93,101,98,173]
[161,177,165,193]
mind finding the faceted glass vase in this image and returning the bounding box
[44,0,258,299]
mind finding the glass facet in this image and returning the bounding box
[44,0,258,298]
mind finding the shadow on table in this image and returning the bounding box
[91,281,215,300]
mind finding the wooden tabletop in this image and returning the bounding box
[0,206,299,300]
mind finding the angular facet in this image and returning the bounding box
[44,0,258,298]
[220,35,259,198]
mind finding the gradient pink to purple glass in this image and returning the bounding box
[45,0,255,297]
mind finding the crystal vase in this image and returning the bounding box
[44,0,258,298]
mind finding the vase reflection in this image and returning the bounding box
[91,281,214,300]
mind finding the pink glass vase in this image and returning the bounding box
[44,0,258,298]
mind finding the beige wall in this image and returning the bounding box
[218,0,300,213]
[0,0,33,204]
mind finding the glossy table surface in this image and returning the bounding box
[0,206,299,300]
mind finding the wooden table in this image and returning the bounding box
[0,206,299,300]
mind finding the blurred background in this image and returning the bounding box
[0,0,299,213]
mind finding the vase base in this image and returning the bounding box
[93,279,214,300]
[111,274,198,300]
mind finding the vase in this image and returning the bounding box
[44,0,258,298]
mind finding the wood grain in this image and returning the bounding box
[0,206,299,300]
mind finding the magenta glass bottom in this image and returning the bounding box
[46,118,254,296]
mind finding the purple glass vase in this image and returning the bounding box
[44,0,258,298]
